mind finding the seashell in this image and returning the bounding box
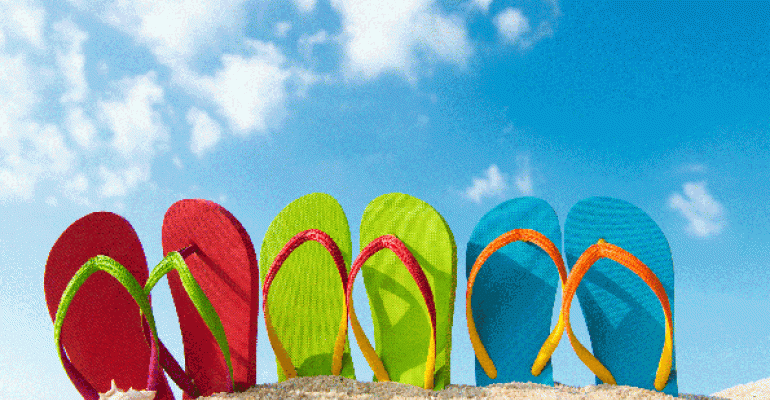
[99,380,156,400]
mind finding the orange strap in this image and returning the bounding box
[467,229,598,379]
[547,240,675,391]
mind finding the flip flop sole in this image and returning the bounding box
[44,212,173,398]
[466,197,561,386]
[564,197,677,395]
[260,193,355,380]
[359,193,456,390]
[162,199,259,396]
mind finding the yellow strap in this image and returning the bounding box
[348,299,390,382]
[554,240,674,391]
[264,288,349,379]
[263,301,297,379]
[347,235,437,389]
[263,232,350,380]
[466,229,597,379]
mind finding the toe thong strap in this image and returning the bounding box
[53,256,162,400]
[262,229,350,379]
[346,234,437,390]
[466,229,590,379]
[556,241,675,391]
[145,250,234,396]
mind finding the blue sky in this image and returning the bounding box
[1,0,769,398]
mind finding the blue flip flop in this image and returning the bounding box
[466,197,565,386]
[564,197,677,395]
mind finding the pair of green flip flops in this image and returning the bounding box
[467,197,677,395]
[259,192,457,390]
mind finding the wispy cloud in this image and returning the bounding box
[471,0,493,14]
[180,40,314,135]
[495,8,530,44]
[668,181,726,238]
[493,2,559,49]
[331,0,473,83]
[188,107,222,157]
[465,164,507,203]
[514,154,533,195]
[293,0,317,14]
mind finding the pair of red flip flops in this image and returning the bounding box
[44,200,259,399]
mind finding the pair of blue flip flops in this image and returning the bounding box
[466,197,677,396]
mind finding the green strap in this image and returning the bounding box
[54,255,160,371]
[53,253,233,393]
[145,252,234,387]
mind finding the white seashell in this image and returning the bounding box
[99,380,156,400]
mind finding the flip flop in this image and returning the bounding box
[162,199,259,397]
[44,212,174,399]
[465,197,569,386]
[259,193,356,381]
[351,193,456,390]
[563,197,677,395]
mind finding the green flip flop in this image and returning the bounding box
[260,193,356,381]
[353,193,457,390]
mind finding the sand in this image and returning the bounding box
[181,375,763,400]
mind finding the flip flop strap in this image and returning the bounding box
[346,234,438,390]
[466,229,596,379]
[262,229,350,379]
[548,241,675,391]
[144,250,235,396]
[141,319,200,397]
[53,255,162,400]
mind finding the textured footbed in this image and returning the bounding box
[564,197,678,396]
[259,193,356,381]
[466,197,561,387]
[44,212,174,399]
[359,193,457,390]
[162,199,259,397]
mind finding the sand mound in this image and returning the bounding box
[191,375,737,400]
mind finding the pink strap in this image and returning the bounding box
[60,309,164,400]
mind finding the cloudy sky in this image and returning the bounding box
[1,0,769,398]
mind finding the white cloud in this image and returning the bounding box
[98,72,167,159]
[494,8,530,44]
[181,40,297,135]
[98,164,146,198]
[293,0,316,14]
[96,72,167,197]
[514,154,533,195]
[465,164,507,203]
[275,21,292,38]
[71,0,247,67]
[0,48,76,201]
[64,173,88,195]
[681,163,707,173]
[1,0,47,49]
[187,107,222,156]
[64,106,97,150]
[45,196,58,206]
[172,155,183,169]
[331,0,472,82]
[32,124,76,174]
[472,0,493,13]
[298,30,329,61]
[493,2,559,49]
[53,19,89,104]
[668,182,725,238]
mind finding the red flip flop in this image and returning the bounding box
[162,199,259,397]
[44,212,174,399]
